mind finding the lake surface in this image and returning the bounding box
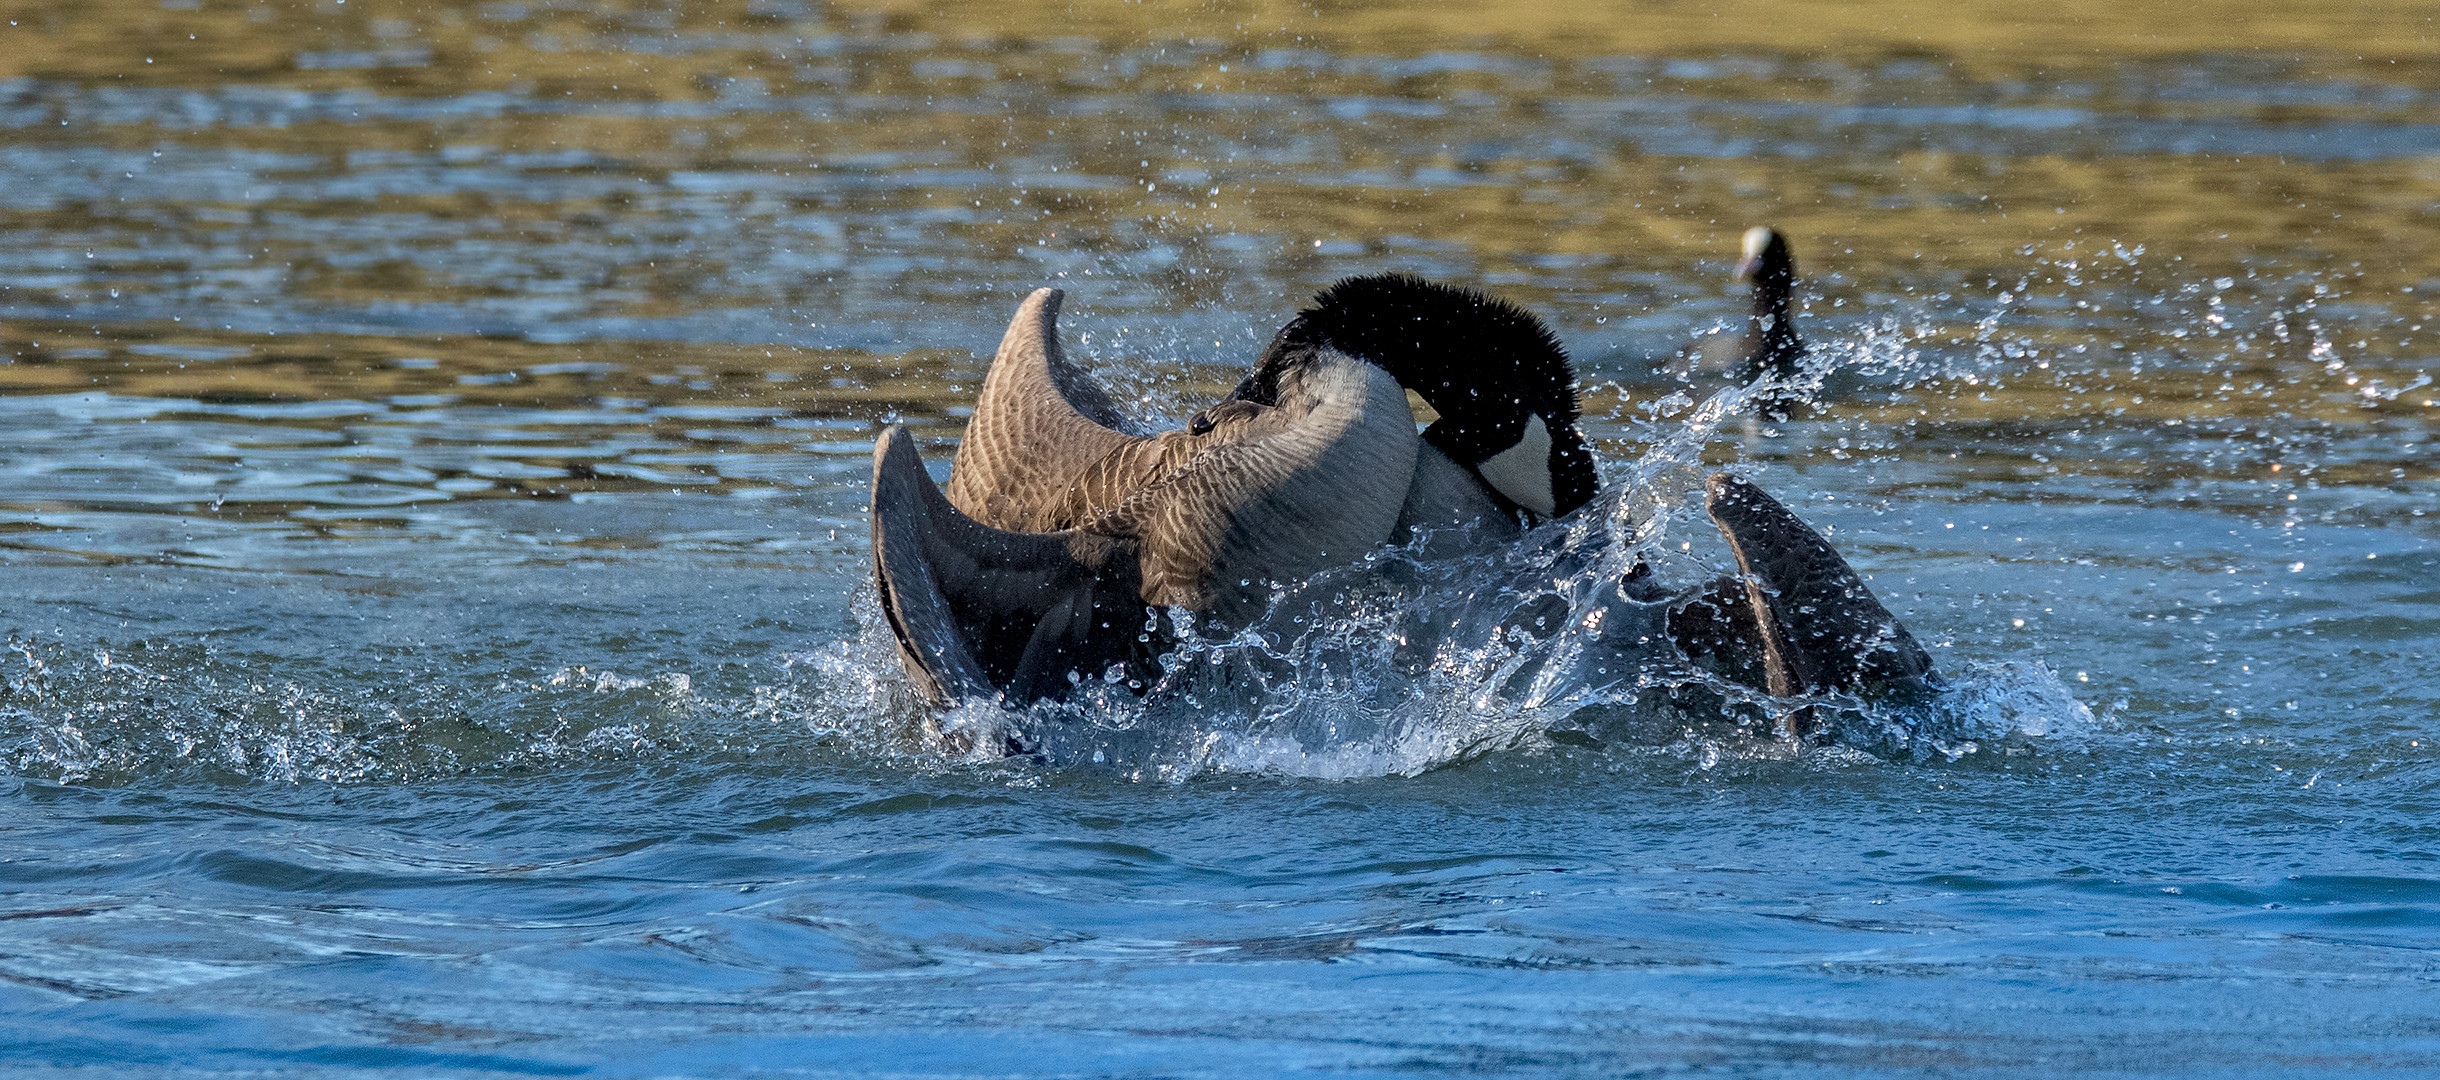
[3,1,2438,1075]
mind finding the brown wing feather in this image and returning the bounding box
[943,289,1148,532]
[932,291,1425,630]
[1079,358,1421,621]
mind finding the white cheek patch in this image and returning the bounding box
[1477,413,1556,516]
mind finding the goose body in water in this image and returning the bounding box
[871,275,1934,716]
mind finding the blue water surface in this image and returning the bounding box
[4,2,2439,1075]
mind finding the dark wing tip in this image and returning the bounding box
[871,426,994,706]
[1702,473,1935,696]
[871,425,1158,708]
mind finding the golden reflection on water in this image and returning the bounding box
[0,0,2434,513]
[7,0,2436,267]
[7,2,2437,296]
[11,0,2438,82]
[0,321,938,418]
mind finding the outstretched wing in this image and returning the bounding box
[943,289,1148,533]
[872,425,1155,706]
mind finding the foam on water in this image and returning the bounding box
[0,636,722,785]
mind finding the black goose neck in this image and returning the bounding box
[1741,242,1802,378]
[1748,247,1795,323]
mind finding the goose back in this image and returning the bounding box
[943,289,1423,623]
[1076,352,1419,621]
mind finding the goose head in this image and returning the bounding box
[1733,225,1794,294]
[1260,273,1599,520]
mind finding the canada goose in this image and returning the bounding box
[1666,227,1807,402]
[872,276,1593,702]
[871,276,1934,712]
[1728,225,1804,383]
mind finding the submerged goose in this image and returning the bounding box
[872,275,1933,711]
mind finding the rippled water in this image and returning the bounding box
[3,2,2438,1075]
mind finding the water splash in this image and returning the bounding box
[828,345,2095,781]
[0,635,722,785]
[0,301,2110,787]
